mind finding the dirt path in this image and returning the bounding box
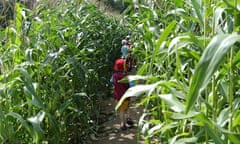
[91,98,145,144]
[86,1,143,143]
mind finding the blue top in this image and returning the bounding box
[121,45,129,59]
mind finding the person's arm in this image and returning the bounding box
[110,75,114,83]
[129,81,135,87]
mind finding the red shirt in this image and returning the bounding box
[113,72,129,101]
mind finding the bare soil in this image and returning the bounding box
[91,97,145,144]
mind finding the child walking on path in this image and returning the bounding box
[110,58,134,131]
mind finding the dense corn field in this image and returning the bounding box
[0,0,240,143]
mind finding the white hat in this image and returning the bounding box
[121,39,127,45]
[126,35,130,39]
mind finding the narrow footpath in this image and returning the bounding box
[92,98,145,144]
[87,1,143,143]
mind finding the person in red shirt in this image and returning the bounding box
[110,58,134,130]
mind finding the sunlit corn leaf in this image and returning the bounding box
[158,94,185,112]
[147,124,163,137]
[167,8,185,15]
[217,107,229,127]
[118,75,149,83]
[168,35,192,54]
[170,133,197,144]
[115,82,160,110]
[142,122,150,135]
[213,8,226,33]
[28,111,46,143]
[174,137,198,144]
[218,81,229,101]
[170,111,200,119]
[138,113,150,129]
[186,33,240,113]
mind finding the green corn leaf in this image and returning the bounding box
[170,133,198,144]
[223,130,240,144]
[15,68,44,109]
[7,112,32,135]
[15,3,22,46]
[15,68,32,83]
[27,111,46,143]
[115,82,160,111]
[196,113,225,144]
[224,133,240,144]
[155,21,176,56]
[217,107,230,127]
[191,0,204,27]
[186,33,240,113]
[213,8,226,33]
[27,111,45,129]
[217,126,240,144]
[170,111,200,119]
[158,94,185,112]
[147,123,164,137]
[174,137,198,144]
[118,75,149,83]
[233,110,240,128]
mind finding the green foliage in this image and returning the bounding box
[0,1,130,143]
[1,0,240,143]
[115,0,240,143]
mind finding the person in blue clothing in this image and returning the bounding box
[122,34,136,72]
[121,39,130,59]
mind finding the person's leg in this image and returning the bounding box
[119,110,127,130]
[118,100,131,130]
[119,110,125,126]
[126,109,134,126]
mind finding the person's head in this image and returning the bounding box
[126,35,130,41]
[121,39,127,45]
[114,58,127,72]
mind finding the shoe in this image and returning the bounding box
[120,125,127,131]
[126,118,134,126]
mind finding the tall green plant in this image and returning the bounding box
[0,1,131,143]
[118,0,240,143]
